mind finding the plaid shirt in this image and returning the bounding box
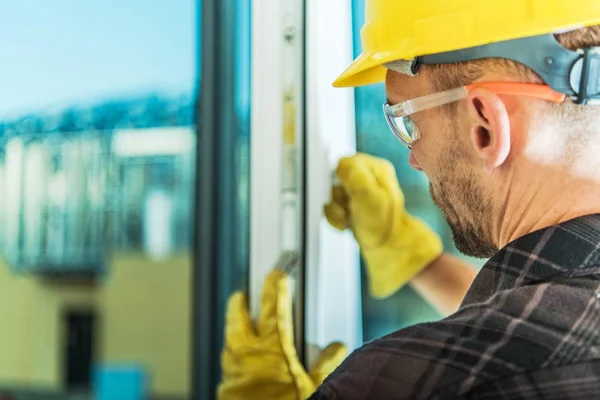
[309,214,600,399]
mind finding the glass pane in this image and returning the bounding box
[193,0,252,396]
[351,0,484,342]
[233,0,252,294]
[0,2,197,398]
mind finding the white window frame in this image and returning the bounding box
[304,0,363,363]
[249,0,306,340]
[250,0,363,367]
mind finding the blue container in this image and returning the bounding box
[93,364,149,400]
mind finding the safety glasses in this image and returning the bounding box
[383,82,566,149]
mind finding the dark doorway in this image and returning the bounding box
[64,310,96,390]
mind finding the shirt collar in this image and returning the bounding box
[461,214,600,307]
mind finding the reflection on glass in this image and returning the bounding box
[232,0,252,294]
[110,127,195,257]
[0,1,196,399]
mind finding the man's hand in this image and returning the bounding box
[218,269,348,400]
[324,153,444,299]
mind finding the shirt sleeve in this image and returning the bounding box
[307,385,339,400]
[305,324,469,400]
[305,309,518,400]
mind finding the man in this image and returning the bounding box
[310,0,600,398]
[221,1,600,398]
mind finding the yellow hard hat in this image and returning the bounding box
[335,0,600,104]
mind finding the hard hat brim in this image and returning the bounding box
[332,52,390,88]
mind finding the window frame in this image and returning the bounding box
[193,0,251,397]
[304,0,363,364]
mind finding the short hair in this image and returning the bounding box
[427,25,600,162]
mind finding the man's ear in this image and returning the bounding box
[465,88,511,170]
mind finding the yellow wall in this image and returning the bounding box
[0,253,192,398]
[0,261,37,386]
[101,252,192,398]
[30,281,98,388]
[0,261,97,389]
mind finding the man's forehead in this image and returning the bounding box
[384,67,428,104]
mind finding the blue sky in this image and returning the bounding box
[0,0,197,118]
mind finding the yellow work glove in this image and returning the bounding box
[324,153,443,299]
[217,268,348,400]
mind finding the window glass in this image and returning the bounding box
[351,0,485,342]
[193,0,251,395]
[0,1,196,398]
[232,0,252,293]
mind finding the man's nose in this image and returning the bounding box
[409,151,422,171]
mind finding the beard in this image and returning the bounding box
[428,156,497,259]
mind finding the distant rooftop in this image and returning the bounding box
[0,94,195,136]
